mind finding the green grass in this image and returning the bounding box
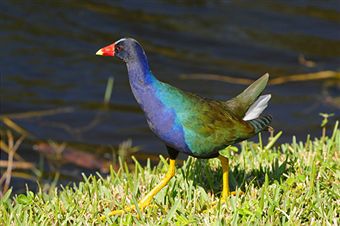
[1,122,339,225]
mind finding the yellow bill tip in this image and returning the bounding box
[96,49,104,55]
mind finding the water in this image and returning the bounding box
[1,1,339,190]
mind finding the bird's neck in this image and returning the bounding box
[126,57,155,87]
[126,51,156,88]
[126,55,159,106]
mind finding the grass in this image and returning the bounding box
[0,122,339,225]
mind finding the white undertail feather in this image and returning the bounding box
[243,94,271,121]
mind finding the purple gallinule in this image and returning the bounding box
[96,38,272,215]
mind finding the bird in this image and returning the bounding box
[96,38,272,216]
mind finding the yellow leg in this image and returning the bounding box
[138,158,176,209]
[105,158,176,217]
[218,155,230,202]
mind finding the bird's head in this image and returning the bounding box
[96,38,144,63]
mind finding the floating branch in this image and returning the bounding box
[33,142,112,173]
[0,160,34,170]
[2,117,31,137]
[180,73,253,85]
[180,70,340,86]
[0,107,74,120]
[269,71,340,85]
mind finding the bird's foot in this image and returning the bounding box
[108,205,135,216]
[221,190,244,202]
[99,205,138,221]
[98,205,135,221]
[219,189,244,204]
[98,200,158,221]
[229,190,244,197]
[204,190,244,213]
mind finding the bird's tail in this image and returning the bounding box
[224,73,270,119]
[248,115,272,134]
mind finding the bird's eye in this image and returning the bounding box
[116,45,123,52]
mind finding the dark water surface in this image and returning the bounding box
[1,1,340,187]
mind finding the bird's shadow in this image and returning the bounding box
[181,156,295,196]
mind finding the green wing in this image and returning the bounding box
[177,94,254,156]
